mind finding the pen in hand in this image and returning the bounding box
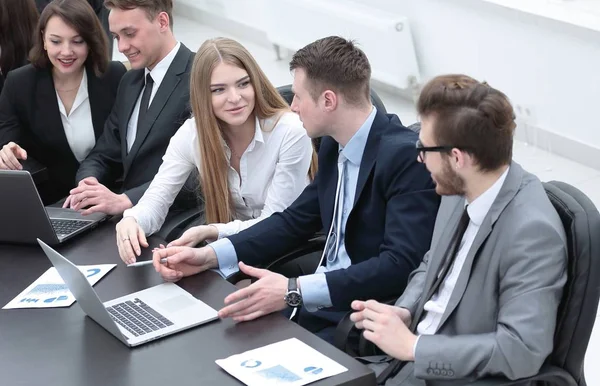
[127,258,167,267]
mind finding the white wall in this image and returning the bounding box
[180,0,600,165]
[360,0,600,152]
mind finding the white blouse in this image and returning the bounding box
[56,70,96,162]
[123,112,313,237]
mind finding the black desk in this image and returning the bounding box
[0,222,375,386]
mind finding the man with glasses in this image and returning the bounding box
[350,74,567,385]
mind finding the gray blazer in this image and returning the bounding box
[384,162,567,385]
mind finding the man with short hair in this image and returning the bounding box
[350,74,567,385]
[66,0,196,237]
[151,36,440,343]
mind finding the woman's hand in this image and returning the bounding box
[167,225,219,247]
[116,217,149,264]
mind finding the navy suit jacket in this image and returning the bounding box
[228,110,440,309]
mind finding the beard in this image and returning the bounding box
[433,158,465,196]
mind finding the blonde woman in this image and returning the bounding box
[116,37,315,264]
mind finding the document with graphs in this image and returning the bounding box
[216,338,347,386]
[3,264,116,309]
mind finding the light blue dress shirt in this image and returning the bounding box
[210,107,377,312]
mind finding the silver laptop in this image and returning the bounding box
[38,239,219,347]
[0,170,107,245]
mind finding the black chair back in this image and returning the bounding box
[543,181,600,385]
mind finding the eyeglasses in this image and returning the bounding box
[415,139,455,162]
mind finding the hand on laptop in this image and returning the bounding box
[0,142,27,170]
[218,262,288,322]
[116,217,149,264]
[64,177,133,216]
[167,225,219,248]
[152,245,218,282]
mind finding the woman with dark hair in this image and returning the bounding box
[35,0,113,56]
[0,0,126,205]
[0,0,39,94]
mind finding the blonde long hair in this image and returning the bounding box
[190,37,317,224]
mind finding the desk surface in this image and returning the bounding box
[0,222,375,386]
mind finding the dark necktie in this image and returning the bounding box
[376,206,470,384]
[137,73,154,131]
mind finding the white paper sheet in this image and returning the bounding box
[3,264,116,309]
[216,337,348,386]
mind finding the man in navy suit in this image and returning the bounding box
[152,36,440,342]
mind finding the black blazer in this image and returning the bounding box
[228,110,441,310]
[0,62,126,204]
[76,44,195,205]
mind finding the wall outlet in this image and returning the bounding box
[514,103,537,143]
[515,104,537,127]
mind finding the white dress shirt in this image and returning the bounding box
[56,70,95,162]
[123,112,313,236]
[416,167,510,338]
[126,42,181,152]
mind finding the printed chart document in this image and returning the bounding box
[3,264,116,309]
[216,338,347,386]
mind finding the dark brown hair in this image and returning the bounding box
[30,0,109,76]
[289,36,371,106]
[417,74,516,171]
[104,0,173,28]
[0,0,39,74]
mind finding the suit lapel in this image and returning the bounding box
[121,71,144,164]
[86,67,107,139]
[319,137,342,231]
[415,200,465,313]
[437,162,525,329]
[34,69,72,156]
[125,44,191,166]
[352,110,385,206]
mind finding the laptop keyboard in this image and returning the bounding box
[50,219,90,237]
[106,298,174,337]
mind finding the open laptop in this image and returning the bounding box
[38,239,219,347]
[0,170,107,245]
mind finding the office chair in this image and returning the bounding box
[275,84,388,152]
[334,180,600,386]
[154,170,204,242]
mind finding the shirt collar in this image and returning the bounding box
[57,69,88,116]
[465,166,510,226]
[145,41,180,86]
[245,116,264,152]
[224,116,264,155]
[340,106,377,165]
[76,69,88,98]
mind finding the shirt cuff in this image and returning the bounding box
[122,207,148,234]
[413,335,421,361]
[211,222,231,239]
[297,273,333,312]
[208,238,239,279]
